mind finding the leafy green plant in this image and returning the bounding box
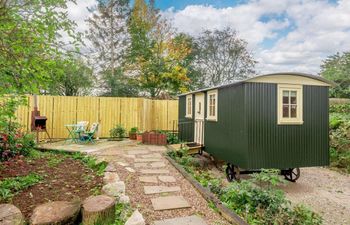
[0,173,42,201]
[129,127,138,133]
[114,203,134,225]
[71,152,107,176]
[110,124,126,140]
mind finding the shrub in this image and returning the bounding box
[130,127,138,133]
[110,124,126,139]
[329,103,350,114]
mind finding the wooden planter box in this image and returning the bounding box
[129,132,137,140]
[142,132,167,145]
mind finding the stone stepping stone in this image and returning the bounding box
[128,150,149,155]
[144,186,181,194]
[141,153,162,158]
[135,158,162,163]
[151,196,191,211]
[31,201,81,225]
[102,182,125,197]
[117,162,129,167]
[139,176,158,183]
[0,204,24,225]
[150,162,166,168]
[103,172,120,183]
[140,169,169,174]
[82,195,115,225]
[125,209,145,225]
[125,167,135,173]
[158,176,176,183]
[153,215,207,225]
[134,162,149,168]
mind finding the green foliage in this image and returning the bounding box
[169,149,322,225]
[0,173,42,201]
[329,103,350,114]
[47,57,95,96]
[321,52,350,98]
[114,203,134,225]
[158,130,180,144]
[110,124,126,139]
[71,152,107,176]
[130,127,138,133]
[0,0,82,96]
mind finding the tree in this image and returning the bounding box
[0,0,81,96]
[86,0,130,78]
[46,57,95,96]
[320,52,350,98]
[100,68,139,97]
[126,0,192,98]
[193,28,256,88]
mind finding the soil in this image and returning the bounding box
[0,153,103,220]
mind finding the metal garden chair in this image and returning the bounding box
[81,122,99,144]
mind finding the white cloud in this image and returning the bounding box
[163,0,350,74]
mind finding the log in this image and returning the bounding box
[82,195,116,225]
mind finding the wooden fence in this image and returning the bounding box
[14,96,178,139]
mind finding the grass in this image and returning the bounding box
[0,173,42,201]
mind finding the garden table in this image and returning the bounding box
[64,124,80,143]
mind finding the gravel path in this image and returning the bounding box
[281,167,350,225]
[91,143,229,225]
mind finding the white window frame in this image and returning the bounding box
[185,94,192,118]
[277,84,303,125]
[206,89,218,121]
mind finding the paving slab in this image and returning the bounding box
[151,196,191,211]
[134,163,149,168]
[140,169,170,174]
[153,215,207,225]
[144,186,181,194]
[128,150,149,155]
[125,167,135,173]
[135,158,163,163]
[150,162,166,168]
[117,162,129,167]
[141,153,162,158]
[139,176,158,183]
[158,176,176,183]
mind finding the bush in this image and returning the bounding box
[129,127,138,133]
[330,103,350,114]
[109,124,126,139]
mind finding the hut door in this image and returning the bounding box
[194,93,205,145]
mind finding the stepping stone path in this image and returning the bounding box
[144,186,181,194]
[158,175,176,183]
[88,144,219,225]
[140,169,170,174]
[151,196,191,211]
[139,176,158,183]
[153,215,207,225]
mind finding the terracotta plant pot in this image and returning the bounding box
[136,134,143,142]
[129,132,137,140]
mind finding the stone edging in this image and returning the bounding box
[164,155,248,225]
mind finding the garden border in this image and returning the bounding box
[164,155,248,225]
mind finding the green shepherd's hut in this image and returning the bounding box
[178,72,335,182]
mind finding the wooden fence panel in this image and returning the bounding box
[9,95,178,139]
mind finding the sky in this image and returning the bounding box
[67,0,350,74]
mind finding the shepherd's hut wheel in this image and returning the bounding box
[225,164,237,182]
[283,168,300,182]
[198,148,203,155]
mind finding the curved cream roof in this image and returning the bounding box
[179,72,335,96]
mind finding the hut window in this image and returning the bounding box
[186,95,192,118]
[278,84,303,125]
[206,89,218,121]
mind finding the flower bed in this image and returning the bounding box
[167,148,322,225]
[0,150,106,220]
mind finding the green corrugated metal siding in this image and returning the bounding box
[245,83,329,169]
[204,85,249,167]
[178,95,194,142]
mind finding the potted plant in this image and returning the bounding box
[136,130,143,142]
[129,127,138,140]
[109,124,125,141]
